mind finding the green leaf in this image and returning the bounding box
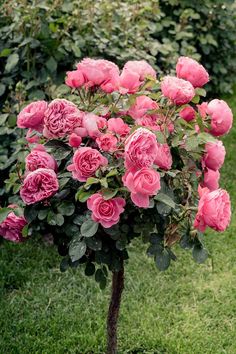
[5,53,19,73]
[155,131,165,144]
[55,214,64,226]
[38,209,48,221]
[0,208,12,223]
[192,245,208,264]
[60,258,69,272]
[84,177,100,189]
[22,224,29,237]
[155,248,171,271]
[28,90,45,100]
[81,219,99,237]
[45,140,71,160]
[0,84,6,97]
[73,214,86,225]
[85,237,102,251]
[47,211,57,226]
[69,239,86,262]
[46,56,57,73]
[154,193,175,208]
[84,262,95,276]
[106,169,118,178]
[191,95,200,104]
[100,178,108,188]
[0,48,11,57]
[101,188,119,200]
[75,188,94,202]
[195,88,206,97]
[24,205,38,223]
[57,202,75,216]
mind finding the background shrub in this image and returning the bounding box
[0,0,235,203]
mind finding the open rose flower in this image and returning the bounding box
[87,193,125,228]
[201,168,220,191]
[0,210,27,243]
[82,113,107,139]
[161,76,195,105]
[67,147,108,182]
[17,100,47,132]
[123,60,156,81]
[119,70,141,94]
[43,99,84,139]
[65,69,85,88]
[207,99,233,137]
[155,143,172,170]
[25,145,57,172]
[124,128,158,170]
[107,118,130,136]
[176,56,209,88]
[123,168,161,208]
[96,133,118,152]
[179,106,196,122]
[75,58,119,93]
[128,95,158,120]
[202,140,226,171]
[20,168,59,205]
[194,187,231,232]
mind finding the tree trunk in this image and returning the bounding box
[106,261,124,354]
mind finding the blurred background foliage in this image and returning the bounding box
[0,0,236,203]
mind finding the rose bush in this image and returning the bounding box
[0,56,233,354]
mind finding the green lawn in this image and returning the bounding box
[1,95,236,354]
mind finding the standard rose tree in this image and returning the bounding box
[0,56,232,354]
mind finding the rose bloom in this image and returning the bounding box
[201,168,220,191]
[202,140,226,171]
[136,116,160,131]
[87,193,126,228]
[20,168,59,205]
[123,60,156,81]
[123,168,161,208]
[107,118,130,136]
[75,58,119,93]
[67,147,108,182]
[207,99,233,137]
[82,113,107,139]
[161,76,195,105]
[43,99,84,139]
[0,211,27,243]
[119,69,141,94]
[194,187,231,232]
[179,106,196,122]
[96,133,118,152]
[17,100,47,132]
[25,145,57,172]
[176,56,209,88]
[65,69,85,88]
[155,143,172,170]
[124,128,158,170]
[69,133,82,148]
[128,95,158,120]
[25,129,41,144]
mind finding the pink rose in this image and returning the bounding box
[17,100,47,132]
[87,193,125,228]
[119,70,141,94]
[123,60,156,81]
[201,168,220,191]
[20,168,59,205]
[136,116,160,131]
[207,99,233,137]
[43,99,84,139]
[96,133,118,152]
[179,106,196,122]
[76,58,119,93]
[25,145,57,172]
[25,129,41,144]
[161,76,195,105]
[67,147,108,182]
[107,118,130,136]
[176,56,209,88]
[124,128,158,170]
[123,168,161,208]
[128,95,158,120]
[155,143,172,170]
[0,211,27,243]
[82,113,107,139]
[194,188,231,232]
[202,140,226,171]
[65,70,85,88]
[69,133,82,148]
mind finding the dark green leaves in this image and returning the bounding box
[69,238,86,262]
[5,53,19,72]
[57,202,75,216]
[45,140,71,160]
[155,248,171,271]
[154,193,176,209]
[0,208,12,223]
[75,188,94,202]
[192,244,208,264]
[81,219,99,237]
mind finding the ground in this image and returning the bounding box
[0,95,236,354]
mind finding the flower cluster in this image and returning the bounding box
[0,56,232,275]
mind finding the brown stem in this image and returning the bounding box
[106,261,124,354]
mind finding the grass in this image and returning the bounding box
[1,95,236,354]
